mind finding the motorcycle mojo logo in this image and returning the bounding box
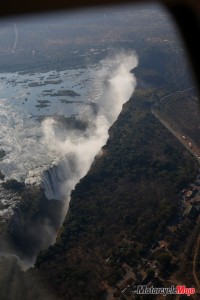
[133,285,196,296]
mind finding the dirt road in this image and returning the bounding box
[151,108,200,166]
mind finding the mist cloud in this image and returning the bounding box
[41,51,138,211]
[0,51,138,269]
[97,52,138,122]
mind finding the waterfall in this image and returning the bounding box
[41,155,78,201]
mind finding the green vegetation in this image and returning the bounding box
[35,90,198,299]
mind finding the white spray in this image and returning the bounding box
[0,51,138,264]
[41,51,138,213]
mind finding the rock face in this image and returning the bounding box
[0,170,5,180]
[42,164,66,200]
[0,183,21,255]
[2,179,25,192]
[0,149,6,160]
[41,155,78,201]
[0,175,66,300]
[0,179,64,262]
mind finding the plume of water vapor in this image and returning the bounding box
[41,51,138,213]
[0,51,138,278]
[97,52,138,123]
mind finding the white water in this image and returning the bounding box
[0,66,101,183]
[0,52,138,209]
